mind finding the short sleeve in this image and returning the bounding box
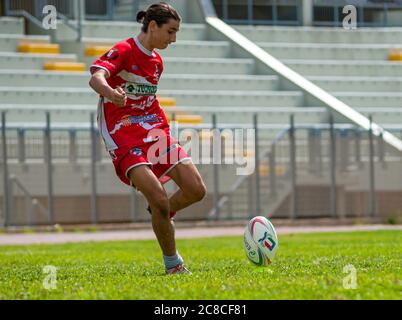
[89,41,130,78]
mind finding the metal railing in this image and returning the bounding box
[313,0,402,27]
[210,0,402,26]
[208,115,402,221]
[2,110,402,226]
[212,0,302,26]
[3,0,142,21]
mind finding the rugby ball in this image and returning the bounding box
[243,216,278,266]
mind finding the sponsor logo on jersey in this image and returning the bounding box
[102,48,119,61]
[109,114,159,134]
[130,148,143,156]
[124,82,157,96]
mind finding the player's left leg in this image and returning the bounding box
[166,160,207,214]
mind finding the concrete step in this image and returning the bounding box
[163,57,254,75]
[259,42,397,61]
[156,89,303,107]
[0,87,99,105]
[67,39,231,59]
[160,74,279,91]
[283,59,402,77]
[0,35,51,52]
[0,105,325,124]
[0,17,24,35]
[168,106,327,123]
[0,70,279,91]
[42,21,206,41]
[144,40,231,58]
[164,58,255,74]
[86,56,255,75]
[330,92,402,108]
[305,76,402,92]
[3,103,402,124]
[0,52,77,70]
[0,70,89,87]
[0,102,402,126]
[90,40,230,58]
[354,108,402,123]
[235,25,402,44]
[0,87,303,107]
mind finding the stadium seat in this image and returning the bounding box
[43,61,86,72]
[84,45,110,57]
[18,42,60,54]
[165,114,202,124]
[388,49,402,61]
[157,97,176,107]
[259,164,285,177]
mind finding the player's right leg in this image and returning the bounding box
[127,165,191,274]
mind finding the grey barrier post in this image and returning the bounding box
[354,128,362,168]
[329,114,337,218]
[45,112,54,224]
[212,114,220,219]
[90,112,98,224]
[1,112,10,227]
[254,114,261,216]
[368,115,376,217]
[130,188,138,222]
[69,129,77,164]
[269,144,277,198]
[289,115,297,219]
[17,129,25,164]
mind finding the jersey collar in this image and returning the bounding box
[133,36,153,56]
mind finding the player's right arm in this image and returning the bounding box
[89,69,127,107]
[89,41,130,107]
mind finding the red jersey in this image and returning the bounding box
[90,36,169,151]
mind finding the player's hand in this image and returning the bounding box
[111,86,127,107]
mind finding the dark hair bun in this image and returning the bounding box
[136,10,146,23]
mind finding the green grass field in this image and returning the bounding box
[0,230,401,299]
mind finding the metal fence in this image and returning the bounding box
[211,0,402,26]
[313,0,402,27]
[4,0,402,26]
[3,0,142,20]
[214,115,402,221]
[2,111,402,227]
[212,0,302,26]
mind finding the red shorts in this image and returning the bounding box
[109,135,191,187]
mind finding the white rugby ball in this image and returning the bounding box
[243,216,278,266]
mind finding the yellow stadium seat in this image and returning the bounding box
[259,164,285,177]
[166,114,203,124]
[158,97,176,107]
[44,62,86,72]
[388,50,402,61]
[18,42,60,54]
[84,46,111,57]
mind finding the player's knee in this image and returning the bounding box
[190,181,207,203]
[150,194,170,218]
